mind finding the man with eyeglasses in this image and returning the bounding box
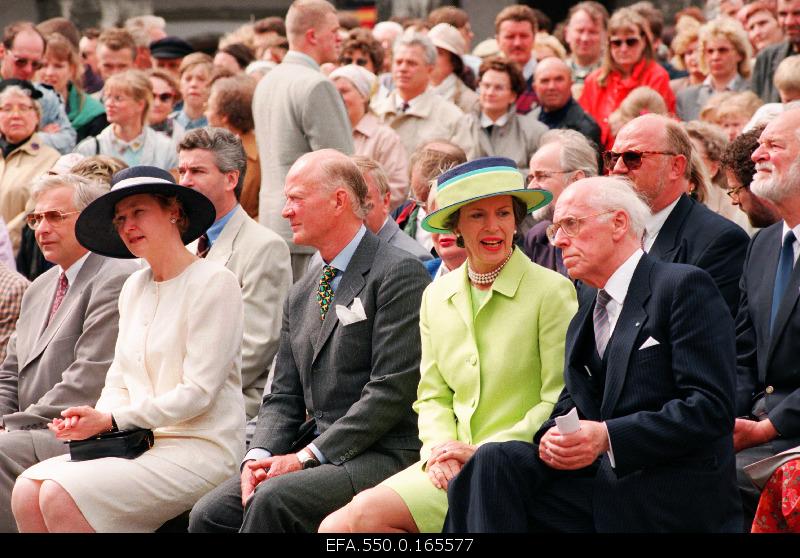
[444,176,742,533]
[607,113,749,316]
[730,108,800,531]
[0,173,135,532]
[530,57,602,149]
[522,129,599,277]
[0,22,76,154]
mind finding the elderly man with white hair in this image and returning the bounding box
[444,176,742,533]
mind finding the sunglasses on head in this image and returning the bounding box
[603,150,676,171]
[609,37,641,48]
[341,56,369,67]
[154,92,175,103]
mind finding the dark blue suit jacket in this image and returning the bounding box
[735,222,800,452]
[535,254,742,532]
[649,194,748,317]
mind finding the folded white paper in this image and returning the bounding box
[639,336,660,349]
[335,297,367,325]
[555,407,580,434]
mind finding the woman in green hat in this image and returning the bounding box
[319,156,578,533]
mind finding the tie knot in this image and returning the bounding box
[321,265,337,282]
[596,288,612,308]
[59,272,68,289]
[784,230,796,247]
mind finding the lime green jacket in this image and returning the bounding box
[413,249,577,461]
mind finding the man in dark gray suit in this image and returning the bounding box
[253,0,354,280]
[189,149,430,533]
[0,173,135,532]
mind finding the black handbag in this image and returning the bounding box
[67,428,154,461]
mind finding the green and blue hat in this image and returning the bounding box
[421,156,552,233]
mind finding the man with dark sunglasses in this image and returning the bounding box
[608,113,749,316]
[0,22,75,154]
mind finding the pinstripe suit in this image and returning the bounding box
[189,231,430,533]
[445,254,743,532]
[0,263,27,363]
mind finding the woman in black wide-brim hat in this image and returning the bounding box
[13,166,247,532]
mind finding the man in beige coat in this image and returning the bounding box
[253,0,354,280]
[372,31,474,160]
[0,173,135,532]
[178,127,292,420]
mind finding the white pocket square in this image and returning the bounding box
[639,336,660,350]
[335,297,367,325]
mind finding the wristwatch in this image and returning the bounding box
[297,448,320,469]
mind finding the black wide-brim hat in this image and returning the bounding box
[75,165,215,259]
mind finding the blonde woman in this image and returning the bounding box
[669,20,706,95]
[677,17,752,121]
[74,70,177,171]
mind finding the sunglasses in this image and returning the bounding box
[26,210,80,230]
[7,50,43,70]
[602,150,677,171]
[546,210,616,244]
[341,56,369,67]
[609,37,641,48]
[153,92,175,103]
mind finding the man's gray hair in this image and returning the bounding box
[352,156,390,197]
[31,173,109,211]
[179,127,247,200]
[539,129,599,178]
[394,30,436,65]
[319,154,372,219]
[582,176,651,241]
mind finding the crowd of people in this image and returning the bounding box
[0,0,799,533]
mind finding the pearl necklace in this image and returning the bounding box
[467,248,514,285]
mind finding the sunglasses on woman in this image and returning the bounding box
[609,37,641,48]
[154,92,175,103]
[340,56,369,67]
[602,150,676,171]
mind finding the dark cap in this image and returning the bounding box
[149,36,195,59]
[0,79,42,99]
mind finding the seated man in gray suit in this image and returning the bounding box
[189,149,430,533]
[177,127,292,420]
[0,173,136,532]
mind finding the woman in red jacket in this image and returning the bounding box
[579,8,676,149]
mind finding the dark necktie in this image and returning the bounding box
[48,272,69,326]
[316,265,337,321]
[593,289,612,357]
[484,125,494,137]
[196,233,210,258]
[400,101,410,113]
[770,230,796,333]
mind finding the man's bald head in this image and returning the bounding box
[534,57,574,112]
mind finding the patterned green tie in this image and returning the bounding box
[316,265,337,320]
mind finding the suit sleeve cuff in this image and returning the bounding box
[307,443,328,464]
[605,423,616,469]
[242,447,272,470]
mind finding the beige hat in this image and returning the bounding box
[329,64,377,99]
[428,23,466,57]
[473,38,500,59]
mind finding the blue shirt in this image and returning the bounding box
[243,225,367,466]
[206,205,238,245]
[173,110,207,131]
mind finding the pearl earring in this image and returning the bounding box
[170,217,177,224]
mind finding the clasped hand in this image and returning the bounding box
[425,440,477,491]
[538,420,609,470]
[240,454,303,507]
[48,406,113,441]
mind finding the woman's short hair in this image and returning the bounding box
[478,57,525,96]
[774,55,800,98]
[697,17,752,79]
[339,35,384,73]
[30,173,108,211]
[179,127,248,199]
[670,23,700,71]
[152,194,189,234]
[598,8,655,87]
[534,32,567,60]
[714,90,763,121]
[0,85,42,122]
[219,43,255,70]
[103,69,153,124]
[209,75,256,134]
[179,52,214,78]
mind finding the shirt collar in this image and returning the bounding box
[287,50,320,70]
[395,92,419,113]
[354,112,379,138]
[327,224,367,273]
[174,111,208,129]
[110,127,146,153]
[702,73,744,91]
[480,111,510,127]
[602,248,644,306]
[644,197,681,249]
[58,251,90,284]
[522,56,537,80]
[206,204,239,245]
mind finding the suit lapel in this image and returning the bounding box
[205,206,246,267]
[600,256,653,418]
[768,234,800,359]
[563,289,603,419]
[312,233,376,363]
[649,195,691,261]
[24,254,103,369]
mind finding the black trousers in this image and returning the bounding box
[443,441,597,533]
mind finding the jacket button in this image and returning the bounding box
[766,386,774,394]
[469,355,477,366]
